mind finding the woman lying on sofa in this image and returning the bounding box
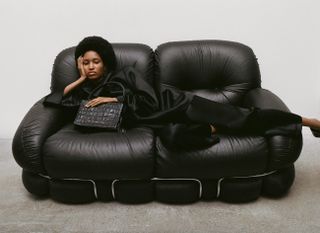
[44,36,320,150]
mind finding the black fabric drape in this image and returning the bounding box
[44,66,302,150]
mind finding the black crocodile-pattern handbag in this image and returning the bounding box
[74,82,125,130]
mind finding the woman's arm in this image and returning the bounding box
[63,56,87,96]
[63,76,86,95]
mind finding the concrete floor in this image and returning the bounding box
[1,132,320,233]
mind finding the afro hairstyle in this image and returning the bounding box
[74,36,117,72]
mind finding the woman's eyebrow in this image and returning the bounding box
[83,58,100,61]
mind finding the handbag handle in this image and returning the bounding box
[88,81,126,100]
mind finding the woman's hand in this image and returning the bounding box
[77,56,86,80]
[85,97,118,107]
[63,57,87,96]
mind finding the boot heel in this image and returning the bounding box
[311,128,320,137]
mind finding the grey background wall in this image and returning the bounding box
[1,0,319,138]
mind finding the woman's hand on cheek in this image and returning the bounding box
[77,56,87,80]
[85,97,118,107]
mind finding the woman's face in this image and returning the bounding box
[82,51,105,80]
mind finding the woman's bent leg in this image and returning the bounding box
[186,95,302,136]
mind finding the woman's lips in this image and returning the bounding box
[88,72,96,76]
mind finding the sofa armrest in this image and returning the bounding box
[242,88,290,112]
[243,88,303,170]
[12,97,70,174]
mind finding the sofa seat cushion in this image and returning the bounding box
[43,124,155,179]
[156,134,268,178]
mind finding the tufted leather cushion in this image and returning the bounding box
[156,134,268,178]
[42,42,156,180]
[155,40,261,105]
[155,40,267,178]
[43,124,155,179]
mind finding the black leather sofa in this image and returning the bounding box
[12,40,302,204]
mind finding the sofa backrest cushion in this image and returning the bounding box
[155,40,261,105]
[50,43,154,92]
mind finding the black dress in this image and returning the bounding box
[44,67,302,150]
